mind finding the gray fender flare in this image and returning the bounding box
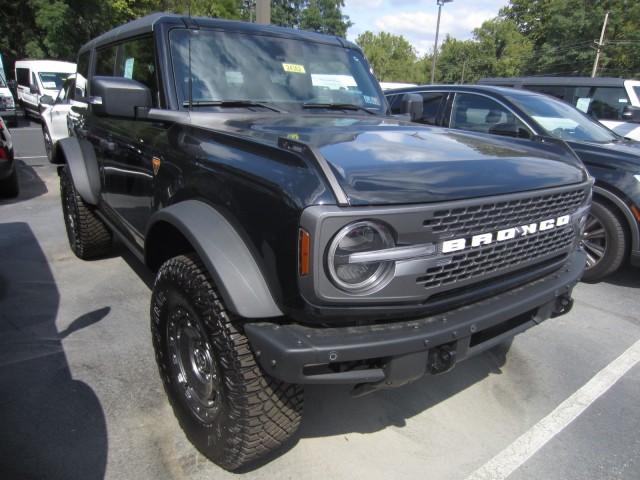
[148,200,284,319]
[58,137,101,205]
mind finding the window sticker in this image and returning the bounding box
[42,82,58,89]
[124,58,135,79]
[282,63,306,74]
[363,95,381,106]
[576,98,591,113]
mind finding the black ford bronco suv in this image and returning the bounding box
[57,13,592,470]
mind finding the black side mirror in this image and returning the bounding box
[400,93,423,121]
[489,123,532,139]
[622,105,640,123]
[89,76,152,118]
[40,95,54,106]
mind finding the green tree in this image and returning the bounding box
[501,0,640,77]
[356,31,419,83]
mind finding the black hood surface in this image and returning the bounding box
[194,113,589,206]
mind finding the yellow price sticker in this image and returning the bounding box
[282,63,306,74]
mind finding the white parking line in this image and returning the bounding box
[467,338,640,480]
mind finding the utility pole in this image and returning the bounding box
[430,0,453,84]
[256,0,271,25]
[591,11,609,78]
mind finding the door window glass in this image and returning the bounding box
[574,86,629,120]
[119,37,158,106]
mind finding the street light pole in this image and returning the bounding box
[430,0,453,84]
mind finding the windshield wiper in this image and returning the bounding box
[183,100,284,113]
[302,102,378,115]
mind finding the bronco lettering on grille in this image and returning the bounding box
[441,215,571,254]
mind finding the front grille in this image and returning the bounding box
[417,226,575,290]
[423,188,585,237]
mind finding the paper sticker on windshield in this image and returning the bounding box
[124,58,135,79]
[282,63,306,74]
[42,81,58,89]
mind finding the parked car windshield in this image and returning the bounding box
[169,29,386,114]
[506,92,619,143]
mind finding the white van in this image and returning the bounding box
[0,72,17,127]
[15,60,76,120]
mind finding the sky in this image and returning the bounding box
[342,0,511,55]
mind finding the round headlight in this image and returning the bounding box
[326,221,395,293]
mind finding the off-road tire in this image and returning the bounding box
[581,200,627,282]
[0,166,19,198]
[151,254,303,471]
[43,125,54,163]
[60,166,112,258]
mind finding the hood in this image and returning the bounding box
[568,138,640,171]
[196,113,589,206]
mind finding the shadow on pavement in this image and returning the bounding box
[0,222,107,479]
[0,159,49,205]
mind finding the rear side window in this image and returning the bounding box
[524,85,566,100]
[574,86,629,120]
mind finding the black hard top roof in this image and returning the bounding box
[383,84,545,96]
[477,76,632,87]
[79,13,357,53]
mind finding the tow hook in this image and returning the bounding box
[426,345,456,375]
[551,294,573,318]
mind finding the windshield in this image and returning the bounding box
[169,29,386,114]
[38,72,71,91]
[507,92,619,143]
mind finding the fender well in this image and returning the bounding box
[58,137,101,205]
[146,200,284,319]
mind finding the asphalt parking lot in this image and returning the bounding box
[1,116,639,480]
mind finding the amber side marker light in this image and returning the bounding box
[299,229,310,276]
[631,204,640,222]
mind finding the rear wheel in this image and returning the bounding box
[60,166,112,258]
[581,200,627,281]
[151,254,303,471]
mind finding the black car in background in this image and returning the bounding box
[386,85,640,281]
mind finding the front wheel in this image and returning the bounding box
[43,125,54,163]
[581,200,627,282]
[151,254,303,471]
[60,166,112,258]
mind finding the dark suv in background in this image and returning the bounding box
[477,76,640,141]
[386,84,640,281]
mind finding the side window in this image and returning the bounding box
[525,85,566,100]
[16,68,30,88]
[75,50,90,101]
[450,93,528,137]
[387,92,445,125]
[418,92,446,125]
[119,37,158,107]
[574,86,629,120]
[95,45,117,77]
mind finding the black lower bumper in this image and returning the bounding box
[245,250,586,387]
